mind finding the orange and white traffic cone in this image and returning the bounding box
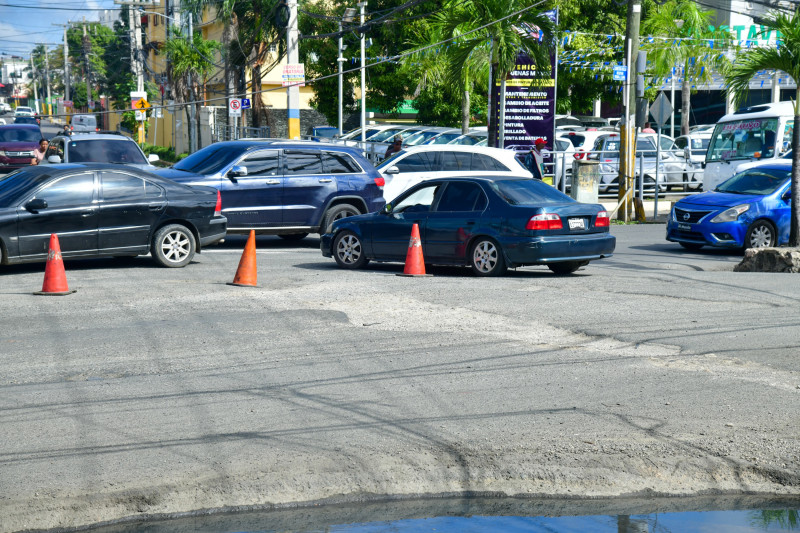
[228,230,258,287]
[397,223,431,277]
[34,234,76,295]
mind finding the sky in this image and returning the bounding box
[0,0,121,58]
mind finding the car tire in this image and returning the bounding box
[323,203,360,233]
[469,237,507,277]
[332,230,369,269]
[548,260,588,275]
[679,242,704,251]
[278,233,309,241]
[151,224,196,268]
[745,220,777,249]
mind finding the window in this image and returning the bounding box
[101,172,147,202]
[393,184,439,212]
[440,151,471,171]
[34,173,94,208]
[470,153,494,171]
[436,182,487,212]
[322,152,361,174]
[707,118,779,162]
[285,151,322,175]
[395,153,433,173]
[174,144,247,175]
[242,151,279,176]
[675,137,687,149]
[68,140,148,164]
[45,139,64,160]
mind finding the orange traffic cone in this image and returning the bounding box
[397,223,431,277]
[228,230,258,287]
[34,234,76,296]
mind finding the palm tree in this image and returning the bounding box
[643,0,728,136]
[437,0,553,146]
[164,27,221,145]
[725,8,800,247]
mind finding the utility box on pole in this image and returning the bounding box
[571,160,600,204]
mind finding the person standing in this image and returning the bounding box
[384,135,403,159]
[642,122,656,133]
[524,138,547,180]
[30,138,49,165]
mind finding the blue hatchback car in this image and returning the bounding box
[155,141,385,239]
[321,176,616,276]
[666,163,792,250]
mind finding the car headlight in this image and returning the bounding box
[710,204,750,223]
[0,150,5,156]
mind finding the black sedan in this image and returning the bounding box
[321,176,615,276]
[0,163,227,267]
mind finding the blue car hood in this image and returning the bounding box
[153,167,204,183]
[678,191,764,209]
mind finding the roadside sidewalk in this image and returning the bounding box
[601,197,679,223]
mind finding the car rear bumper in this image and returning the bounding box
[320,233,333,257]
[198,216,227,248]
[501,233,616,266]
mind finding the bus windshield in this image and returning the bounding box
[706,118,778,163]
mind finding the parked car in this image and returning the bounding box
[376,144,532,201]
[41,133,159,170]
[154,140,385,238]
[14,106,35,117]
[0,124,42,173]
[0,102,11,114]
[666,163,792,250]
[560,130,608,160]
[423,129,474,145]
[70,114,99,133]
[555,115,584,131]
[447,130,488,145]
[0,163,226,267]
[576,116,609,129]
[321,176,615,276]
[306,126,338,141]
[588,133,690,193]
[674,132,711,190]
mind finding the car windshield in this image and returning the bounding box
[174,144,244,174]
[716,168,790,195]
[14,117,38,125]
[690,137,710,155]
[430,133,463,144]
[0,169,49,204]
[0,128,40,142]
[707,118,779,162]
[369,128,406,142]
[404,130,443,146]
[68,139,148,164]
[376,149,407,170]
[492,179,574,205]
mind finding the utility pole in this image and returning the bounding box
[359,1,366,146]
[29,55,40,114]
[82,20,92,110]
[42,44,52,117]
[53,22,70,119]
[187,11,196,152]
[618,0,641,222]
[287,0,300,139]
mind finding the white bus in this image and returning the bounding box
[704,101,794,191]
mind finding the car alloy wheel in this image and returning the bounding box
[333,230,368,269]
[470,238,506,276]
[152,224,196,267]
[746,220,776,249]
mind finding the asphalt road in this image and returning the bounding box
[0,224,798,532]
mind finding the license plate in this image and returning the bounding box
[678,223,691,230]
[568,218,585,230]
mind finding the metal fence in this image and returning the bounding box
[213,124,272,142]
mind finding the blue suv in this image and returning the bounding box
[154,141,385,239]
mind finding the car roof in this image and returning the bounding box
[0,123,40,131]
[202,139,367,157]
[57,133,137,141]
[399,144,516,156]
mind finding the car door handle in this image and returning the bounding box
[465,220,476,225]
[148,203,166,211]
[265,179,280,185]
[81,209,95,217]
[318,178,333,183]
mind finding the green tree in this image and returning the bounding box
[725,8,800,246]
[164,27,221,143]
[642,0,728,135]
[435,0,554,146]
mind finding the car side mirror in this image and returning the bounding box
[384,166,400,175]
[148,153,159,162]
[382,203,393,214]
[684,147,691,159]
[25,198,47,212]
[229,165,247,179]
[782,189,792,202]
[47,155,62,164]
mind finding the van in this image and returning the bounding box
[71,114,98,133]
[703,101,794,191]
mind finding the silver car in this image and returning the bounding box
[40,133,159,170]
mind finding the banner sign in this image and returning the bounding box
[492,9,558,152]
[282,64,305,87]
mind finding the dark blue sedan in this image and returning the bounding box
[667,163,792,250]
[321,176,616,276]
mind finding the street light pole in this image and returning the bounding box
[287,0,300,139]
[359,1,366,147]
[339,7,356,138]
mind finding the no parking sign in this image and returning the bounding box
[229,98,242,117]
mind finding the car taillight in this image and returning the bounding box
[527,213,563,230]
[95,127,100,132]
[214,190,222,216]
[595,210,610,227]
[374,176,385,188]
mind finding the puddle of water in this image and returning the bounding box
[88,496,800,533]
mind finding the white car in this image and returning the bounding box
[14,106,35,117]
[0,102,11,114]
[377,145,532,201]
[674,132,711,190]
[560,130,609,160]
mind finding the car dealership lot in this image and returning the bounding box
[1,224,798,532]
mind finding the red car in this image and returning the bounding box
[0,124,41,172]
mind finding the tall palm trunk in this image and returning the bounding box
[252,63,262,129]
[790,93,800,246]
[681,64,691,136]
[461,74,470,133]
